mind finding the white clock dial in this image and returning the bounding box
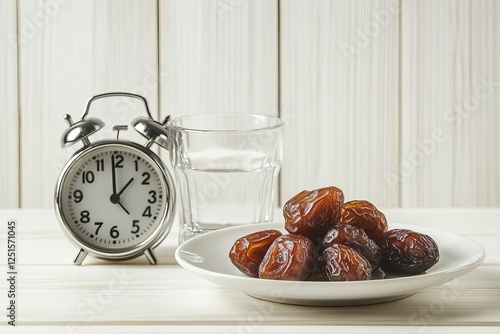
[58,143,169,252]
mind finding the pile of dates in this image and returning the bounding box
[229,186,440,281]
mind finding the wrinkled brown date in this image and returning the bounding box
[229,184,440,281]
[321,244,372,281]
[229,230,283,277]
[284,186,344,244]
[323,224,382,271]
[259,234,316,281]
[340,200,388,242]
[378,229,440,274]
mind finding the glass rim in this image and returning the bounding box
[168,113,284,133]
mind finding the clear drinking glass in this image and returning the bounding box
[168,113,284,243]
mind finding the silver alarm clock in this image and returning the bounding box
[55,92,175,265]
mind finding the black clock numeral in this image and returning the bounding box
[94,222,103,235]
[141,172,150,185]
[134,160,139,172]
[142,206,152,218]
[80,210,90,223]
[114,154,124,168]
[73,190,83,203]
[82,171,95,184]
[131,220,140,234]
[148,190,157,204]
[96,158,104,172]
[110,226,119,239]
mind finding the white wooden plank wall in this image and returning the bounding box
[280,0,400,207]
[17,0,159,208]
[401,0,500,206]
[1,0,499,209]
[158,0,279,208]
[0,0,19,208]
[159,0,278,117]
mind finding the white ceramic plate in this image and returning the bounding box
[175,222,485,306]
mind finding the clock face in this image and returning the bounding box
[57,142,170,253]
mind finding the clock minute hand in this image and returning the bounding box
[111,154,117,195]
[109,154,126,214]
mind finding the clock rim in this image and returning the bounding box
[54,140,176,262]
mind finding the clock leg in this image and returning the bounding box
[144,247,158,265]
[73,249,88,265]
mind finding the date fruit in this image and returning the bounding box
[259,234,316,281]
[321,244,372,281]
[229,230,283,277]
[323,224,382,271]
[378,229,440,274]
[284,186,344,244]
[340,200,388,241]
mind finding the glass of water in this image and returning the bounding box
[168,113,284,243]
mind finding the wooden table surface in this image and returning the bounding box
[1,208,499,333]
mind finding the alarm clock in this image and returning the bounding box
[55,92,176,265]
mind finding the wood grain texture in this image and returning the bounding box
[6,0,500,209]
[1,209,499,328]
[401,0,500,206]
[159,0,278,118]
[0,0,19,208]
[158,0,279,215]
[280,0,401,207]
[18,0,159,208]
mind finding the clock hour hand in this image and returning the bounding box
[117,177,134,196]
[111,178,134,215]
